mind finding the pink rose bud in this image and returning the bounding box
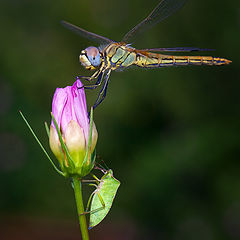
[49,80,98,177]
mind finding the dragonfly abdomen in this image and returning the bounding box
[104,44,231,70]
[136,54,231,68]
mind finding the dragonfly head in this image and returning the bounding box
[79,46,101,70]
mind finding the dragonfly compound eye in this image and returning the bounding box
[85,46,101,67]
[79,47,101,70]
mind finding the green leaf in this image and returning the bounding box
[89,170,120,228]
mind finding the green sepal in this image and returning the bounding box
[44,121,50,137]
[19,111,65,176]
[89,170,120,228]
[80,107,95,177]
[51,112,75,172]
[81,149,96,178]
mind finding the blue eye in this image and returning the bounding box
[85,46,101,67]
[88,53,101,67]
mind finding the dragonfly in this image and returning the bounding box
[61,0,231,109]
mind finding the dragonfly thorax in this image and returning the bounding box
[79,46,101,70]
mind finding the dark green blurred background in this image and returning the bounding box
[0,0,239,239]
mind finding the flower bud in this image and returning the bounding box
[49,80,98,177]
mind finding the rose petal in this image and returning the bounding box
[72,80,90,141]
[64,120,86,166]
[60,86,75,133]
[51,88,67,129]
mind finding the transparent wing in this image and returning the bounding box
[61,20,114,45]
[140,47,215,52]
[122,0,187,43]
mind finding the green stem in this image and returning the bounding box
[72,177,90,240]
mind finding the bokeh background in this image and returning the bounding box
[0,0,239,239]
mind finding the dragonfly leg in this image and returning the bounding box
[92,70,111,109]
[83,71,104,90]
[76,76,92,81]
[76,69,101,82]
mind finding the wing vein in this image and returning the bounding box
[122,0,187,43]
[61,20,114,45]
